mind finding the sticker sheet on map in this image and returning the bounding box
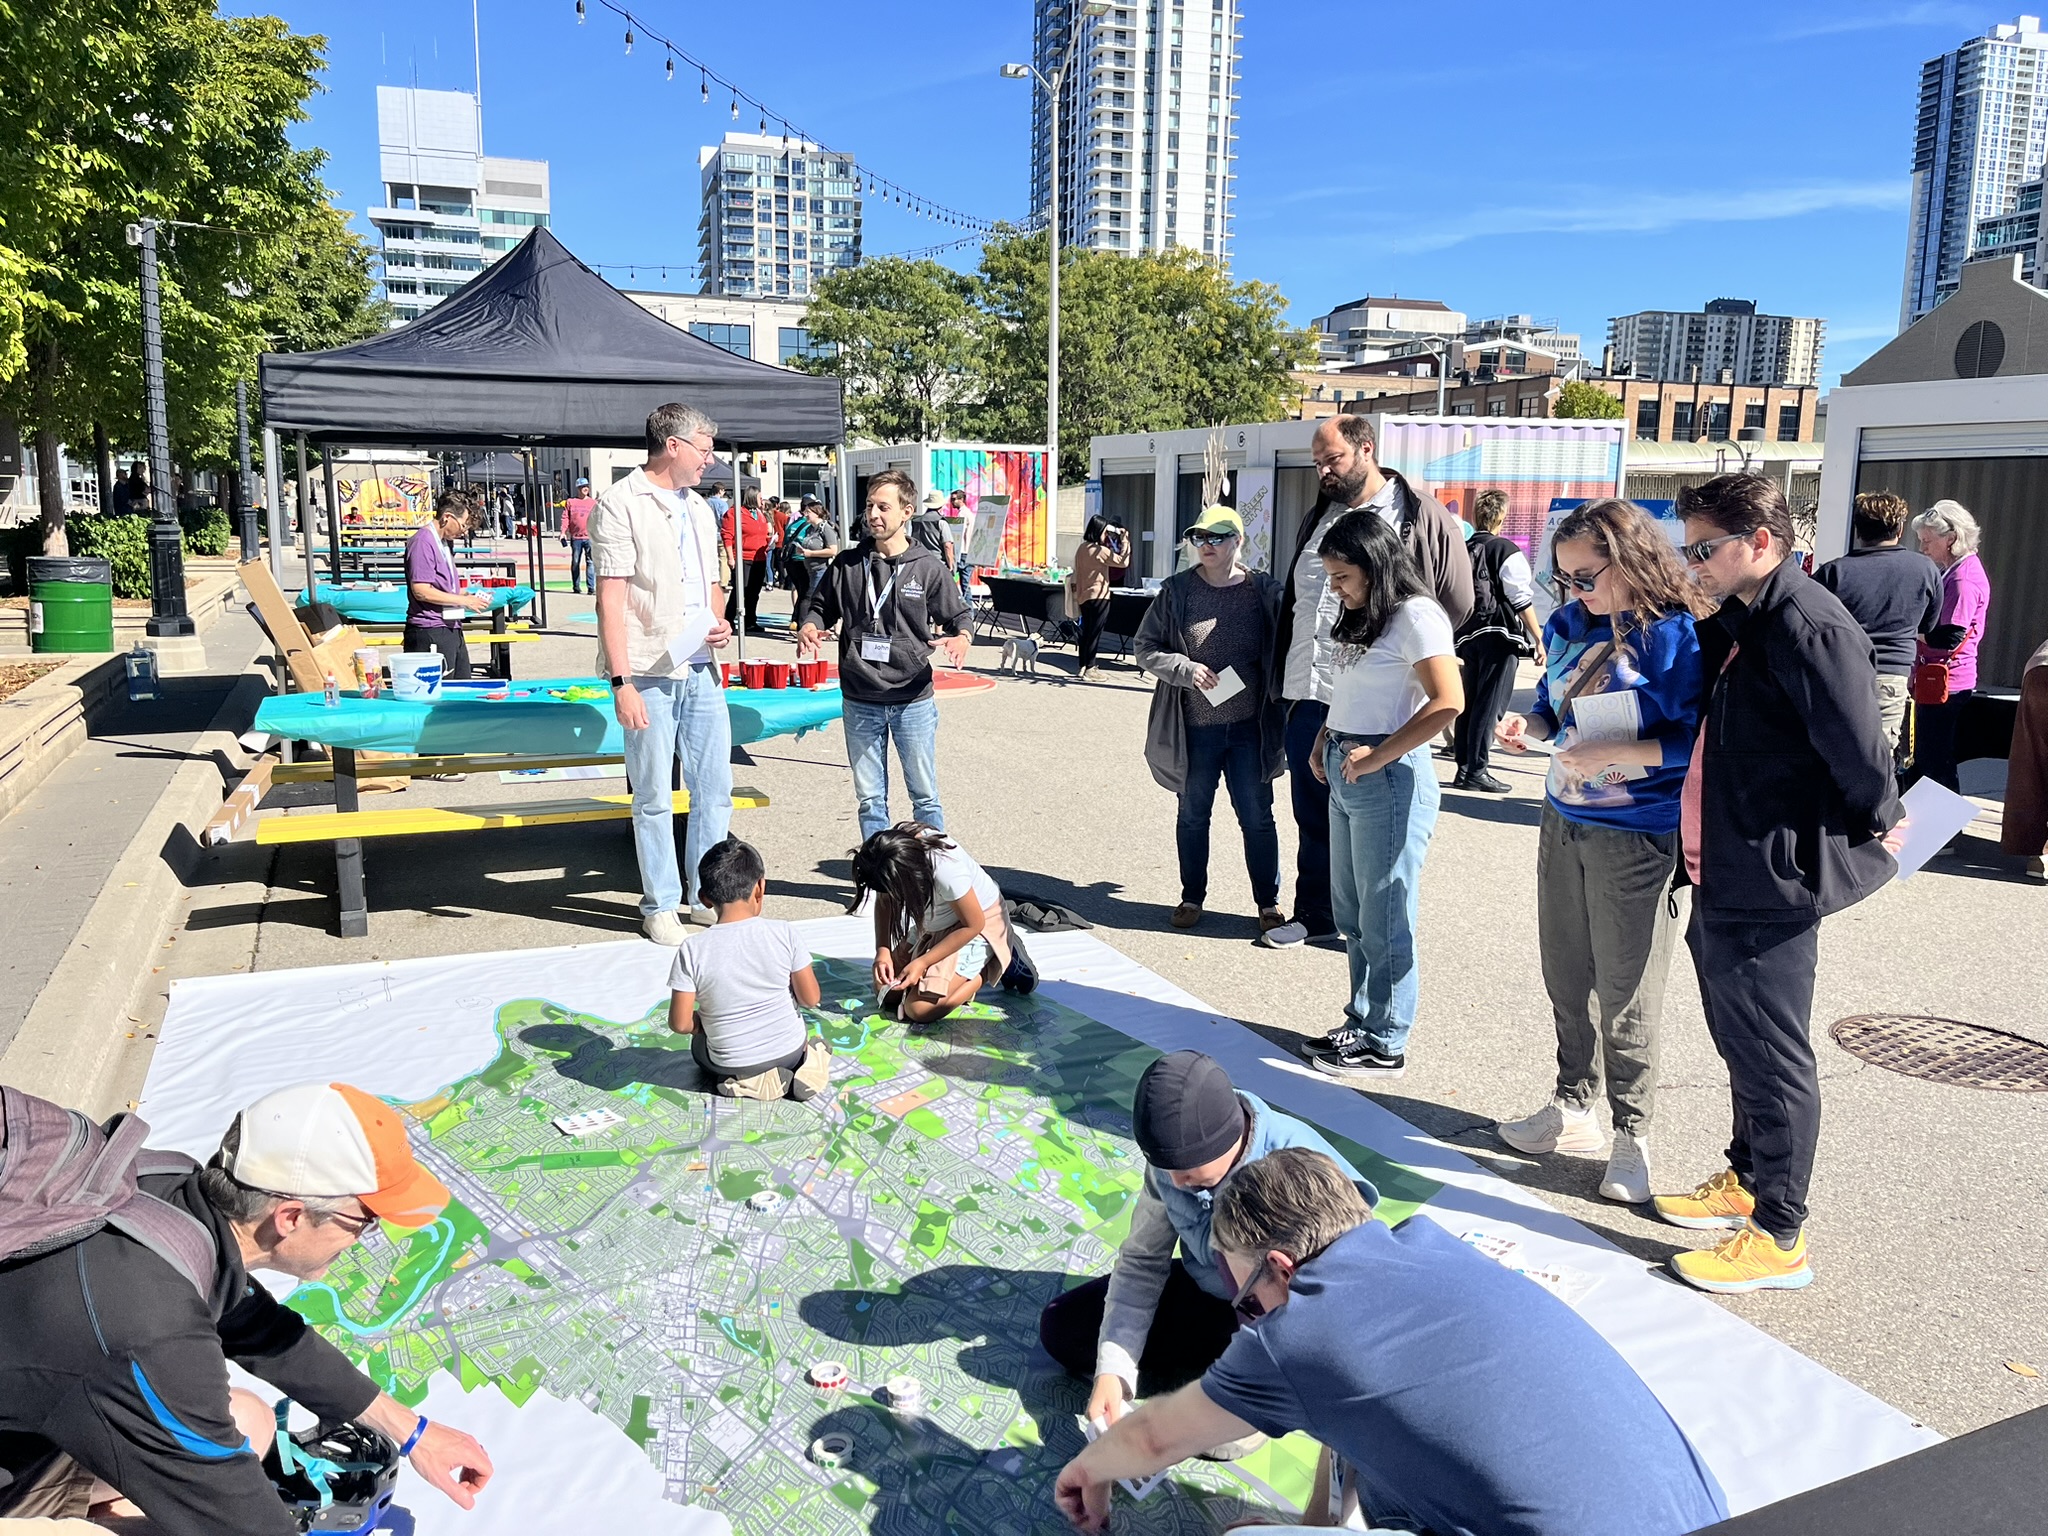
[280,957,1379,1535]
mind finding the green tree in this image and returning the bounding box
[796,257,986,442]
[1553,379,1624,419]
[0,2,379,554]
[975,232,1314,480]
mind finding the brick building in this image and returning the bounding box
[1338,373,1819,443]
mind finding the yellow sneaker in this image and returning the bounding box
[1651,1169,1756,1231]
[1670,1221,1812,1294]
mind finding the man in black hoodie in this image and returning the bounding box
[1652,474,1899,1297]
[796,467,970,840]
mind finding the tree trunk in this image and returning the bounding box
[35,427,68,557]
[93,422,114,513]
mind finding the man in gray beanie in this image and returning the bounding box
[1036,1051,1374,1452]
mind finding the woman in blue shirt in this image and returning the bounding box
[1493,499,1709,1206]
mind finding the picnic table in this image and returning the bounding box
[249,677,838,938]
[299,581,537,679]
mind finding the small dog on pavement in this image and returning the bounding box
[998,636,1039,676]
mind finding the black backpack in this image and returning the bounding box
[1459,532,1520,643]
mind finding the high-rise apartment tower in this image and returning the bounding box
[1900,14,2048,329]
[698,133,863,300]
[1029,0,1240,260]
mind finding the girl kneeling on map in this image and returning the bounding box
[851,823,1037,1024]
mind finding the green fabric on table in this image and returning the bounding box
[296,581,536,624]
[253,676,842,755]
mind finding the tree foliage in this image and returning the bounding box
[1553,379,1624,419]
[795,257,984,443]
[801,230,1315,480]
[0,2,385,551]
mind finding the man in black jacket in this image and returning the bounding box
[1813,489,1943,754]
[0,1083,493,1533]
[1653,475,1899,1296]
[796,468,970,841]
[1259,414,1475,950]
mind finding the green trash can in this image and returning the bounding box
[28,555,116,654]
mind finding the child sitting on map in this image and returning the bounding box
[849,822,1036,1024]
[668,836,831,1101]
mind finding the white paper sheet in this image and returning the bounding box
[666,607,718,670]
[1199,664,1246,708]
[145,921,1939,1522]
[1891,777,1983,879]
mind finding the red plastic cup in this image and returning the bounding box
[742,659,767,689]
[724,662,743,687]
[763,660,791,689]
[797,658,827,688]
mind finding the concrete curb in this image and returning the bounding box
[0,652,128,820]
[0,665,270,1116]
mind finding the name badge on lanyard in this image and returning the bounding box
[862,559,897,663]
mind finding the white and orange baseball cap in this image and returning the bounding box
[225,1083,451,1229]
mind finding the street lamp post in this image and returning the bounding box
[1003,0,1109,567]
[125,218,194,637]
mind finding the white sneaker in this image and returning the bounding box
[1599,1132,1652,1205]
[684,905,716,927]
[642,910,689,946]
[1257,920,1307,949]
[1496,1098,1605,1156]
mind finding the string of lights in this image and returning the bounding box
[575,0,1007,233]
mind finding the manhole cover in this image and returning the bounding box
[1829,1015,2048,1092]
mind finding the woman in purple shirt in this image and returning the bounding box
[1911,500,1992,792]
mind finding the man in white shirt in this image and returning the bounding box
[1260,415,1473,949]
[591,402,735,945]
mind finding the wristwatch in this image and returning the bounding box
[609,674,627,689]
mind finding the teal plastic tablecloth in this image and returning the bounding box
[252,676,841,756]
[295,581,535,625]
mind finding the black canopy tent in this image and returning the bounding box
[260,227,844,448]
[258,227,844,624]
[463,452,529,482]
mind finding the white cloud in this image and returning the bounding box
[1327,180,1910,254]
[1774,4,1984,40]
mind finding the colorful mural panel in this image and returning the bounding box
[1376,421,1624,559]
[929,448,1047,567]
[336,468,431,528]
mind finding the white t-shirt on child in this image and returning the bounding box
[923,844,1001,934]
[668,916,808,1070]
[1324,596,1456,737]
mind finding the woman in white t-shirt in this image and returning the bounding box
[1299,510,1464,1084]
[850,823,1031,1023]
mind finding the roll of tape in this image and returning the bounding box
[807,1359,850,1390]
[810,1431,854,1469]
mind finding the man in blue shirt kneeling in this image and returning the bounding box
[1053,1146,1728,1536]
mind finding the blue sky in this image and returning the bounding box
[251,0,2009,386]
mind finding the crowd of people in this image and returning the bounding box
[15,395,2028,1536]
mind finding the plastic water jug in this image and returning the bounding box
[124,643,160,702]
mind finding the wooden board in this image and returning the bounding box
[255,785,770,845]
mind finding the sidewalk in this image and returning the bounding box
[0,606,265,1057]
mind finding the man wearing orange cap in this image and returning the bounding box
[0,1082,493,1534]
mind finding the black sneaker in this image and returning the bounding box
[1464,769,1512,794]
[1308,1037,1406,1081]
[1001,929,1038,994]
[1298,1024,1363,1058]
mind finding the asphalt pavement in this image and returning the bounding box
[144,577,2048,1440]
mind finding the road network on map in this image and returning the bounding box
[291,957,1430,1533]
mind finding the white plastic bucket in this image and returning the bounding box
[389,651,445,701]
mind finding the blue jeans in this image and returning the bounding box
[569,538,592,591]
[1177,718,1280,907]
[1285,699,1335,934]
[1325,732,1440,1056]
[842,695,943,842]
[623,666,733,916]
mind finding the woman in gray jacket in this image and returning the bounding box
[1134,507,1290,936]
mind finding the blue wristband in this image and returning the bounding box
[398,1415,429,1457]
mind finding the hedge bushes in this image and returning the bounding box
[179,504,232,557]
[69,515,155,598]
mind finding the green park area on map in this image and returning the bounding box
[288,957,1441,1534]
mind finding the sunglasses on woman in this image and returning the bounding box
[1187,530,1236,548]
[1552,563,1609,596]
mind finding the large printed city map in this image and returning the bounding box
[287,958,1439,1534]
